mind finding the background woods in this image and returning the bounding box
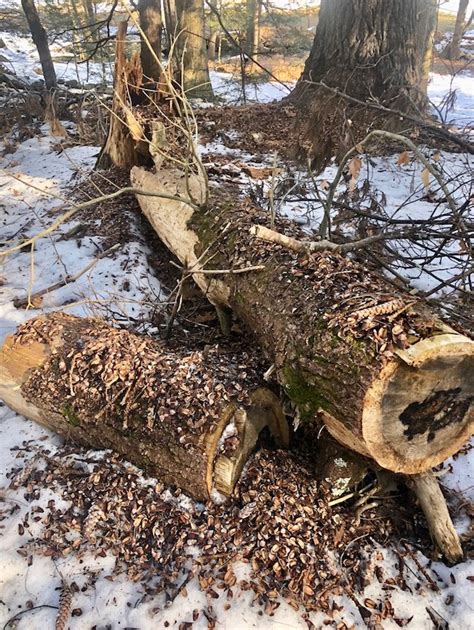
[0,1,473,629]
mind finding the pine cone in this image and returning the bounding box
[55,585,72,630]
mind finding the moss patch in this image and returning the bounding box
[63,403,80,427]
[281,365,332,420]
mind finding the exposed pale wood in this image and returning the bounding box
[131,166,229,306]
[408,472,463,563]
[132,164,474,475]
[97,21,143,169]
[0,313,288,501]
[362,334,474,474]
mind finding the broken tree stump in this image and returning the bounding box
[0,313,288,501]
[96,20,147,169]
[131,165,473,476]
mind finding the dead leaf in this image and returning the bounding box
[397,151,410,166]
[242,165,283,179]
[421,167,430,189]
[348,156,362,192]
[349,156,362,180]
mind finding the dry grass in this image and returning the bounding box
[437,9,458,33]
[211,53,304,84]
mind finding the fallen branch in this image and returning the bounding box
[250,224,413,254]
[407,472,463,564]
[320,129,462,238]
[0,182,201,258]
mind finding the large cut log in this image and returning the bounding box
[0,313,288,501]
[131,165,474,475]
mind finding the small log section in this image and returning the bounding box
[131,165,474,476]
[408,472,463,564]
[0,313,288,501]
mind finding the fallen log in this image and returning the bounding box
[0,312,288,501]
[131,165,474,476]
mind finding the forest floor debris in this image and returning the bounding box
[0,36,473,629]
[3,433,472,630]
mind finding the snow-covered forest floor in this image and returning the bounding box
[0,29,473,630]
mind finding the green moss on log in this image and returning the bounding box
[281,365,333,419]
[63,403,80,426]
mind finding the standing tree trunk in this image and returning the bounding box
[289,0,437,168]
[442,0,470,60]
[138,0,162,82]
[207,29,218,61]
[174,0,214,99]
[163,0,178,50]
[245,0,261,70]
[21,0,57,90]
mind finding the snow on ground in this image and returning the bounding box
[0,29,473,630]
[429,72,474,128]
[0,32,113,87]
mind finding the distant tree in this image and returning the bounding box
[21,0,57,90]
[245,0,261,68]
[163,0,178,49]
[175,0,214,99]
[138,0,162,81]
[442,0,471,60]
[69,0,97,61]
[290,0,438,168]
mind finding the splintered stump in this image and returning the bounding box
[0,313,288,501]
[131,166,473,476]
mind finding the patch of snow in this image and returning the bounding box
[0,31,113,87]
[429,72,474,128]
[210,70,292,104]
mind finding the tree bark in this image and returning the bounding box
[174,0,214,99]
[21,0,57,90]
[131,164,474,476]
[138,0,162,82]
[245,0,261,70]
[289,0,437,168]
[0,313,288,501]
[442,0,470,60]
[163,0,178,50]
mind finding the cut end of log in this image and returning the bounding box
[363,334,473,474]
[211,389,289,498]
